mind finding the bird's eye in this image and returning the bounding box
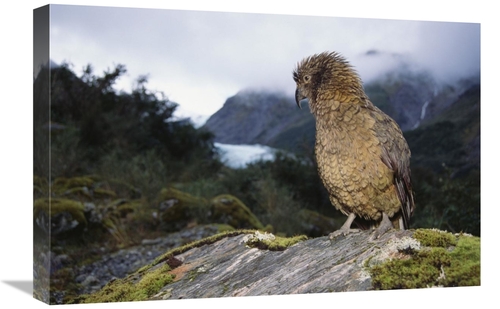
[303,75,311,83]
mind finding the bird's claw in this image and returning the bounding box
[369,213,393,240]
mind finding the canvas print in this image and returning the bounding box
[33,4,480,305]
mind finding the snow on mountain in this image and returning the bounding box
[214,143,276,169]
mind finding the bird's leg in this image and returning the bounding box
[371,212,393,239]
[399,217,405,231]
[329,213,360,240]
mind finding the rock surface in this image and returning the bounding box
[78,228,479,304]
[160,230,419,299]
[163,231,380,298]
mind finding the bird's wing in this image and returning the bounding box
[369,105,415,229]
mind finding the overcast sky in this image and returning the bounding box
[47,4,480,117]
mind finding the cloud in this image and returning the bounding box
[411,21,480,83]
[49,5,480,116]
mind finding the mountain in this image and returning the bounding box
[364,68,479,131]
[404,83,480,175]
[202,90,316,153]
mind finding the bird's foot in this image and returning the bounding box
[329,213,359,240]
[329,228,360,240]
[370,212,393,240]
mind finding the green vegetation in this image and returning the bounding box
[79,263,175,303]
[370,229,480,289]
[413,228,457,247]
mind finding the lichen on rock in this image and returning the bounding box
[243,230,307,251]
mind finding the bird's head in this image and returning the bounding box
[293,51,360,109]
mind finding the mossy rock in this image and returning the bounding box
[157,189,269,232]
[51,176,119,201]
[157,187,208,208]
[34,198,87,225]
[210,194,266,230]
[34,198,87,235]
[157,187,209,231]
[370,229,480,289]
[52,176,95,195]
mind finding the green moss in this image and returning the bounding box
[53,176,95,194]
[370,247,450,289]
[370,229,480,289]
[93,188,117,199]
[51,176,118,200]
[214,223,237,233]
[413,229,457,247]
[106,199,143,217]
[440,235,480,286]
[61,187,93,199]
[158,187,208,207]
[245,232,308,251]
[210,194,265,230]
[130,264,175,301]
[158,187,208,225]
[80,264,174,303]
[34,198,87,225]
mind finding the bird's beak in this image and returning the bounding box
[295,88,306,109]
